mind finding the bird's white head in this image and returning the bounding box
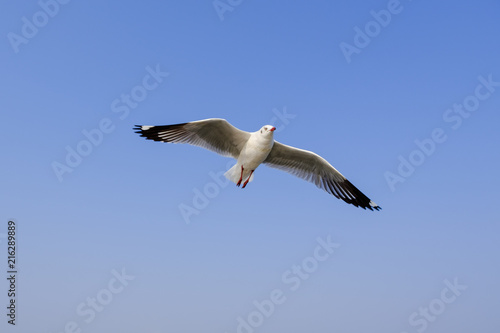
[260,125,276,136]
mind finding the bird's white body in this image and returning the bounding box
[224,126,275,185]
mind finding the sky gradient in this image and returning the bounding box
[1,1,499,332]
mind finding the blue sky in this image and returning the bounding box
[1,0,499,332]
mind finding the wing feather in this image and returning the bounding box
[134,118,250,158]
[264,142,381,210]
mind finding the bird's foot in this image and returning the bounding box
[236,165,244,187]
[241,170,254,189]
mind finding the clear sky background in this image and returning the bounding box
[1,1,499,332]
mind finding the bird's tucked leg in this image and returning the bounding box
[236,165,244,187]
[242,170,254,189]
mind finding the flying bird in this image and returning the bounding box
[134,118,381,211]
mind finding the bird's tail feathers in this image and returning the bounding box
[224,164,254,184]
[224,164,240,184]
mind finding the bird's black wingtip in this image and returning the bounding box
[133,125,156,136]
[368,200,381,211]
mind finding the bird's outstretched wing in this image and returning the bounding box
[264,142,381,210]
[134,118,251,159]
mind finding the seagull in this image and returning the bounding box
[134,118,381,211]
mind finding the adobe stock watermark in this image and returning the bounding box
[7,0,72,54]
[178,106,296,224]
[213,0,244,21]
[400,278,467,333]
[385,74,499,192]
[226,235,340,333]
[339,0,406,64]
[54,268,135,333]
[51,64,169,182]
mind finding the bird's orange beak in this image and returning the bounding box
[270,127,276,132]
